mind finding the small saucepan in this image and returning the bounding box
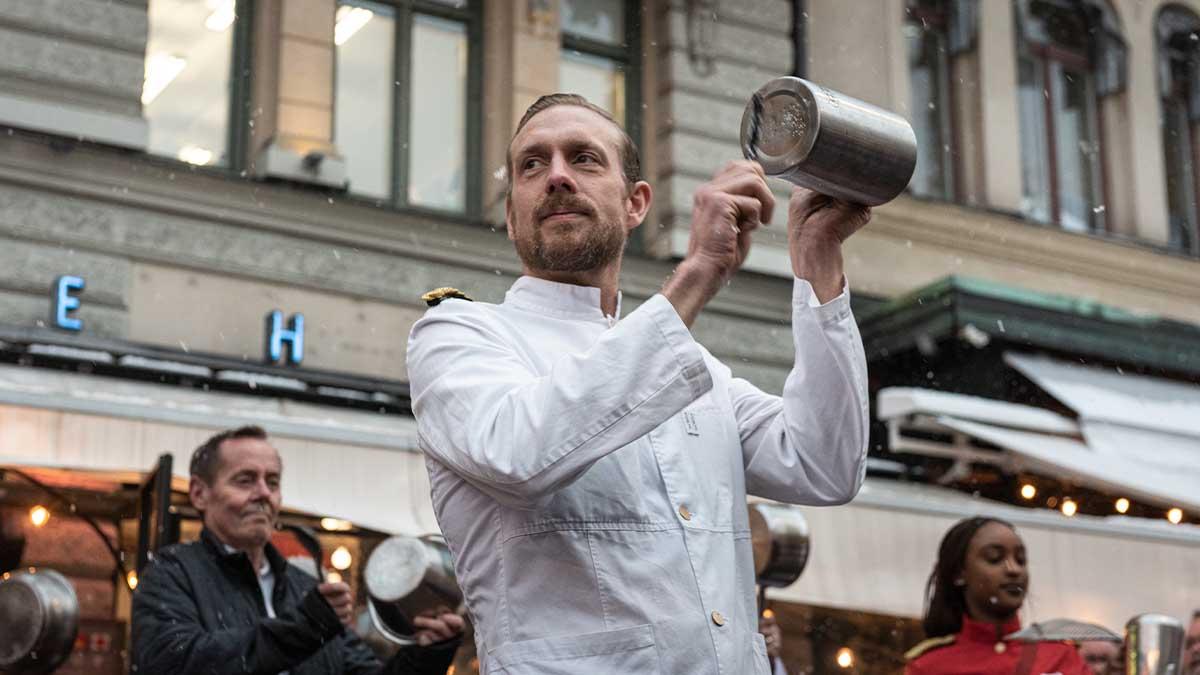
[364,535,461,646]
[0,568,80,674]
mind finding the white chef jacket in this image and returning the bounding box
[406,276,869,675]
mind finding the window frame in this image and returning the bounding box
[1014,1,1111,233]
[334,0,484,219]
[905,0,960,202]
[140,0,256,176]
[558,0,643,156]
[1156,4,1200,257]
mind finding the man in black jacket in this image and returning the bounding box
[131,425,463,675]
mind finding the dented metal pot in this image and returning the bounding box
[741,76,918,206]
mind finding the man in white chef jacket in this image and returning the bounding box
[406,93,871,675]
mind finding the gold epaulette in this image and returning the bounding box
[904,635,956,661]
[421,287,473,307]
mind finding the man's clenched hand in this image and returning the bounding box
[317,581,355,629]
[663,161,775,326]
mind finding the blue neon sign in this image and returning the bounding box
[52,275,85,331]
[264,310,305,365]
[45,274,309,367]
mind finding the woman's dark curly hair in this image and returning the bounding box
[922,516,1017,638]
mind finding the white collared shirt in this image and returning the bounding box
[407,276,869,675]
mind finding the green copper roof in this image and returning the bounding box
[858,275,1200,377]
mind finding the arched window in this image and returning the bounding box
[1157,5,1200,256]
[905,0,978,201]
[1014,0,1125,233]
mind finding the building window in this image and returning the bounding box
[143,0,246,168]
[1014,0,1124,234]
[334,0,479,214]
[904,1,971,201]
[1157,5,1200,256]
[558,0,639,137]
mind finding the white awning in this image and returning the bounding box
[878,381,1200,512]
[767,479,1200,631]
[936,417,1200,513]
[0,363,437,536]
[1004,352,1200,438]
[1005,352,1200,481]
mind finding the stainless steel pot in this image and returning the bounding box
[1124,613,1185,675]
[748,503,810,588]
[363,535,461,646]
[0,568,79,674]
[740,76,918,206]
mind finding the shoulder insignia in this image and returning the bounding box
[422,287,473,307]
[904,635,956,661]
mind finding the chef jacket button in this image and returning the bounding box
[711,610,726,626]
[678,505,692,521]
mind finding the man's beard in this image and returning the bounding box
[514,193,626,273]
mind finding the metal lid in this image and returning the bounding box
[0,576,42,665]
[740,77,820,177]
[364,536,428,603]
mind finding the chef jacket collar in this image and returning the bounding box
[505,275,622,322]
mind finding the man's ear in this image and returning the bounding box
[625,180,653,231]
[189,476,209,513]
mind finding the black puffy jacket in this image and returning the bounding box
[131,529,458,675]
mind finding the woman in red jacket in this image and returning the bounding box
[905,516,1089,675]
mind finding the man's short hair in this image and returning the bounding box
[190,425,269,485]
[505,93,642,196]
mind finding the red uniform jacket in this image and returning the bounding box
[905,616,1089,675]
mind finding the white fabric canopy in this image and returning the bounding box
[767,479,1200,632]
[1004,352,1200,438]
[878,373,1200,512]
[936,417,1200,513]
[1005,352,1200,483]
[0,363,437,536]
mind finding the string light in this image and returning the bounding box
[762,608,775,619]
[1114,498,1129,514]
[29,505,50,527]
[1060,499,1077,517]
[1167,508,1183,524]
[326,571,343,583]
[320,518,353,532]
[126,570,138,590]
[836,647,855,669]
[330,546,353,571]
[1020,484,1037,500]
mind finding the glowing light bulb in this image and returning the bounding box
[1167,508,1183,524]
[762,608,775,619]
[1020,484,1036,500]
[29,505,50,527]
[320,518,353,532]
[330,546,353,571]
[1114,498,1129,514]
[126,570,139,590]
[1061,499,1077,517]
[836,647,854,668]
